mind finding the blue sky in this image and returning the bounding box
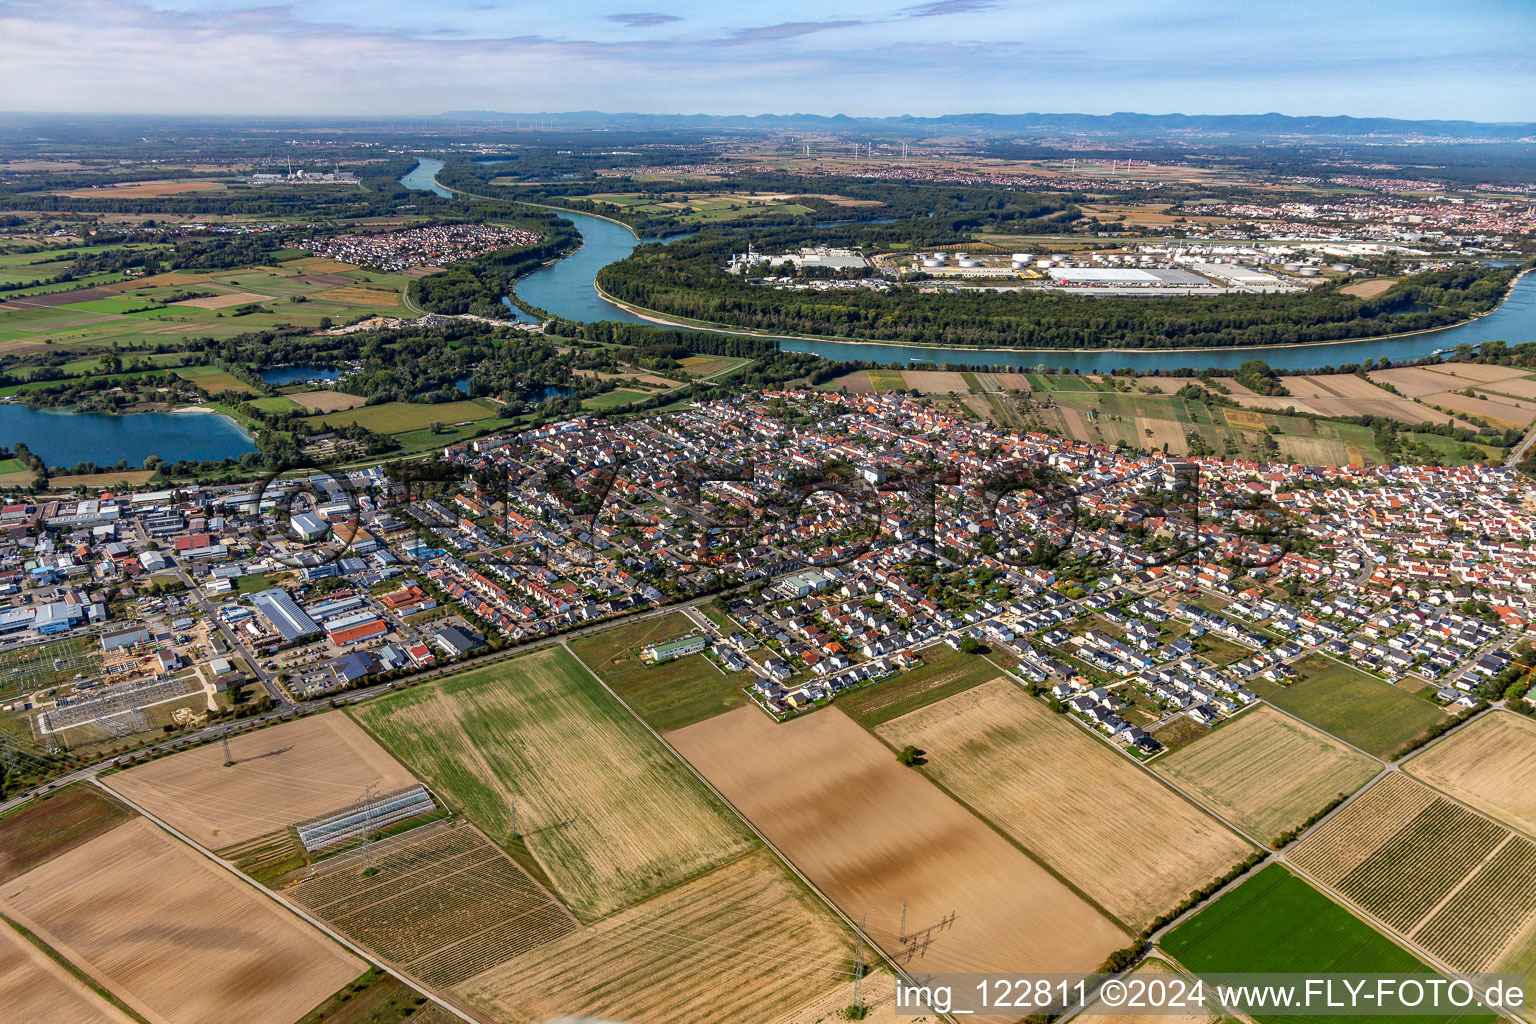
[2,0,1532,120]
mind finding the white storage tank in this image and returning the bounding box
[957,258,981,267]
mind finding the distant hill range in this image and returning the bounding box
[440,109,1536,142]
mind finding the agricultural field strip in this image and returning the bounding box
[288,822,578,990]
[1288,773,1536,973]
[1413,840,1536,971]
[93,781,478,1024]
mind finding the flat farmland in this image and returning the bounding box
[567,612,750,731]
[174,365,258,394]
[290,390,367,413]
[314,399,498,433]
[834,644,1014,727]
[1422,389,1536,428]
[1,816,361,1024]
[875,679,1252,930]
[900,370,970,393]
[1080,959,1214,1024]
[1405,712,1536,835]
[0,919,135,1024]
[310,286,402,308]
[1288,773,1536,973]
[353,647,753,918]
[104,711,419,850]
[287,822,577,988]
[0,784,134,883]
[1154,706,1380,842]
[668,706,1127,987]
[1161,864,1479,1024]
[1251,655,1446,759]
[454,849,853,1024]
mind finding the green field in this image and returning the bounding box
[580,388,651,411]
[352,647,754,918]
[1253,655,1446,759]
[1163,864,1487,1024]
[835,645,1016,727]
[313,398,498,433]
[174,365,258,395]
[568,612,751,731]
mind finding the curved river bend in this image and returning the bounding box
[413,159,1536,372]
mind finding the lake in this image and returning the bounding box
[0,406,255,467]
[402,170,1536,372]
[259,366,340,385]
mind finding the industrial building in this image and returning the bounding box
[643,634,708,663]
[250,588,321,642]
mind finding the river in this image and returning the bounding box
[412,164,1536,372]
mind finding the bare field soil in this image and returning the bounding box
[104,271,211,291]
[455,849,852,1024]
[290,390,367,413]
[875,680,1250,929]
[667,706,1126,991]
[900,370,970,393]
[0,785,135,883]
[1153,706,1379,842]
[992,372,1033,391]
[1474,377,1536,401]
[104,712,419,850]
[287,823,577,989]
[1288,773,1536,974]
[1422,390,1535,428]
[59,180,223,198]
[0,919,135,1024]
[1138,416,1190,454]
[353,648,754,919]
[1420,363,1532,384]
[1340,279,1397,298]
[1080,959,1215,1024]
[1304,374,1391,401]
[311,286,402,307]
[1369,367,1465,397]
[2,817,361,1024]
[172,290,267,309]
[1405,712,1536,837]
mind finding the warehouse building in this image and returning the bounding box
[251,588,321,642]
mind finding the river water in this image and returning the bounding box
[413,164,1536,373]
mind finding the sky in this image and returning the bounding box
[2,0,1533,121]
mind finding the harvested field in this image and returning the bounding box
[287,823,577,988]
[454,849,853,1024]
[1476,376,1536,401]
[0,785,135,883]
[104,271,210,291]
[992,372,1033,391]
[0,918,135,1024]
[1138,416,1189,454]
[668,706,1126,987]
[59,180,223,198]
[1155,706,1379,842]
[353,647,753,918]
[1405,711,1536,836]
[1368,366,1463,397]
[1341,279,1397,298]
[875,679,1251,930]
[1420,363,1532,384]
[828,370,875,393]
[900,370,969,393]
[290,390,367,413]
[1304,374,1389,401]
[172,290,266,309]
[104,711,419,850]
[311,286,402,307]
[2,816,361,1024]
[1422,389,1535,428]
[1277,435,1349,466]
[284,257,361,273]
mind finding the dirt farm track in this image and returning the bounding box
[666,706,1126,1000]
[0,816,361,1024]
